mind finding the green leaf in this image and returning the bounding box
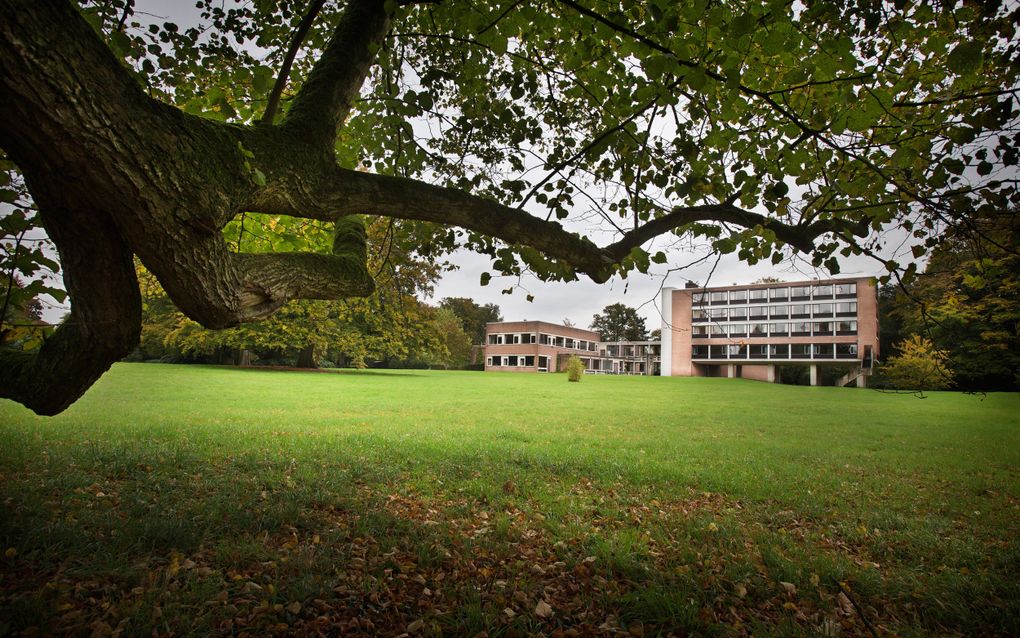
[253,168,266,186]
[480,272,491,286]
[947,41,983,76]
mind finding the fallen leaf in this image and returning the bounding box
[407,618,424,632]
[4,547,16,558]
[836,592,855,616]
[286,601,301,614]
[780,581,797,597]
[535,600,553,618]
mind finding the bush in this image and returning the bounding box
[881,335,955,391]
[566,356,585,382]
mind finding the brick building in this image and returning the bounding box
[660,277,879,386]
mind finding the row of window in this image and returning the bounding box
[487,332,599,351]
[693,283,857,305]
[692,343,860,360]
[487,354,550,370]
[693,321,857,338]
[693,302,856,322]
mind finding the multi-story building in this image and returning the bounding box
[483,321,660,374]
[660,277,879,385]
[484,321,600,372]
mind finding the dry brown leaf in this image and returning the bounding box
[286,601,301,614]
[406,618,424,632]
[535,600,553,618]
[780,581,797,597]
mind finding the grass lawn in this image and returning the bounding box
[1,363,1018,637]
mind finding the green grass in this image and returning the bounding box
[1,363,1018,636]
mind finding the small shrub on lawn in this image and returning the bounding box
[566,355,584,382]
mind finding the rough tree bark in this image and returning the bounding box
[0,0,864,415]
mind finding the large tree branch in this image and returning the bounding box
[281,0,392,149]
[248,167,870,283]
[0,197,141,416]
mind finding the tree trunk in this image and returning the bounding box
[235,349,253,367]
[296,345,317,369]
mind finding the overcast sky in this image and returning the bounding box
[429,247,883,333]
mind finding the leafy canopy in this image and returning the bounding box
[590,303,648,342]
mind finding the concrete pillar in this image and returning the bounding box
[727,364,736,378]
[856,373,866,388]
[809,364,818,386]
[767,364,776,383]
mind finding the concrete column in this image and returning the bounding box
[809,364,818,386]
[856,373,866,388]
[727,364,736,378]
[767,364,776,383]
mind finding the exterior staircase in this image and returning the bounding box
[836,365,872,388]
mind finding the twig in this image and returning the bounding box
[833,578,879,638]
[261,0,327,125]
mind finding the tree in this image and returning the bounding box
[1,0,1017,414]
[591,303,648,341]
[428,306,472,369]
[438,297,501,345]
[881,335,955,391]
[885,210,1020,390]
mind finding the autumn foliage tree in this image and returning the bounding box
[881,335,955,391]
[1,0,1017,413]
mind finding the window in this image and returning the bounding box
[790,344,811,358]
[750,323,768,336]
[692,292,708,305]
[507,355,519,366]
[749,288,768,302]
[836,302,856,316]
[835,283,856,297]
[578,340,587,351]
[792,322,811,336]
[565,338,575,349]
[749,306,768,320]
[509,334,520,344]
[770,305,789,319]
[769,322,789,336]
[812,343,835,358]
[488,334,503,345]
[836,320,857,335]
[813,303,834,316]
[692,309,708,321]
[813,321,833,335]
[708,308,728,319]
[728,344,746,358]
[710,291,728,304]
[749,345,768,359]
[769,344,789,359]
[524,355,535,366]
[708,325,725,337]
[730,289,747,303]
[521,333,535,344]
[692,345,709,358]
[487,356,498,366]
[729,324,747,337]
[729,307,747,321]
[555,336,564,347]
[836,343,858,359]
[769,287,789,301]
[790,304,810,318]
[538,356,549,371]
[812,285,833,298]
[539,333,551,345]
[709,345,728,359]
[589,342,597,351]
[790,285,811,299]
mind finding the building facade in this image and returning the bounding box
[660,277,879,385]
[484,321,600,372]
[483,321,660,374]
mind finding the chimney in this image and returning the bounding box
[684,281,700,288]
